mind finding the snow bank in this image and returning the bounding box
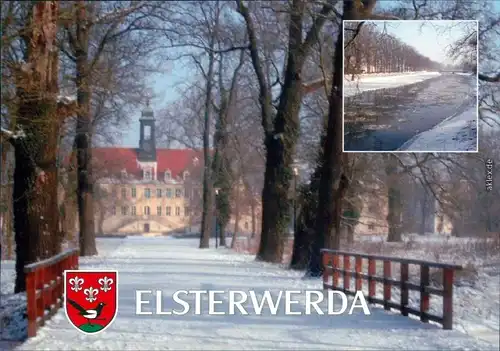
[0,261,26,343]
[399,107,478,151]
[344,71,441,97]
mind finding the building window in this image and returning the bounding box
[164,170,171,181]
[131,187,136,198]
[175,188,182,198]
[144,168,152,181]
[156,188,162,198]
[157,206,162,216]
[368,223,375,231]
[175,206,180,216]
[144,206,150,215]
[131,206,136,215]
[184,206,189,217]
[166,188,172,198]
[145,188,151,198]
[144,125,151,140]
[166,206,171,216]
[112,207,116,215]
[121,188,127,199]
[112,188,117,197]
[121,206,128,215]
[244,221,249,230]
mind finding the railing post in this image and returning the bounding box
[321,252,329,288]
[420,265,430,323]
[39,268,47,326]
[332,255,340,289]
[442,268,454,330]
[400,263,409,316]
[26,271,38,338]
[355,256,362,291]
[343,255,351,292]
[368,258,376,303]
[383,260,391,310]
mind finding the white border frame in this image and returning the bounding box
[64,269,119,335]
[341,19,479,153]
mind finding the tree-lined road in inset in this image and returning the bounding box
[343,74,476,151]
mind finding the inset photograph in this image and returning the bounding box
[343,20,478,152]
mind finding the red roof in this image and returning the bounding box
[92,147,204,180]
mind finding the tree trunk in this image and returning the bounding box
[1,144,14,260]
[250,196,256,239]
[13,1,62,292]
[257,61,303,263]
[307,26,347,277]
[74,2,97,256]
[238,0,332,263]
[386,154,402,242]
[199,42,216,249]
[290,190,315,270]
[231,186,240,249]
[97,203,105,235]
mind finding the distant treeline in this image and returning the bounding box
[344,22,442,75]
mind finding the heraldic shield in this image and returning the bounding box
[64,270,118,334]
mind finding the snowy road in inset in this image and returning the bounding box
[15,237,495,350]
[343,73,477,152]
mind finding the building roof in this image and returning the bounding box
[92,147,203,180]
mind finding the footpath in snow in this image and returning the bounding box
[344,71,441,97]
[10,237,496,350]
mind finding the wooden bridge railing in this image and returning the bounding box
[321,249,462,330]
[24,248,79,337]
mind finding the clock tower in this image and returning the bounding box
[137,99,157,162]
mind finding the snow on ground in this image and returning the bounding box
[0,261,26,345]
[398,106,478,151]
[345,233,500,347]
[3,236,495,350]
[344,71,441,97]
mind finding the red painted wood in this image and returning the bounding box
[442,268,454,329]
[322,253,330,286]
[400,263,409,316]
[420,265,430,323]
[383,260,392,310]
[24,250,79,337]
[355,256,362,291]
[332,254,340,289]
[368,258,376,300]
[26,271,37,337]
[343,255,351,291]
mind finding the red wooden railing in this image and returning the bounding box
[321,249,462,330]
[24,248,79,337]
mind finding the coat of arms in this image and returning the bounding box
[64,270,118,334]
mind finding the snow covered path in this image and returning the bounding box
[17,237,496,350]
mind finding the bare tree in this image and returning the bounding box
[60,0,155,255]
[1,1,76,292]
[237,0,336,263]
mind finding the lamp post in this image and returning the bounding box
[214,187,220,248]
